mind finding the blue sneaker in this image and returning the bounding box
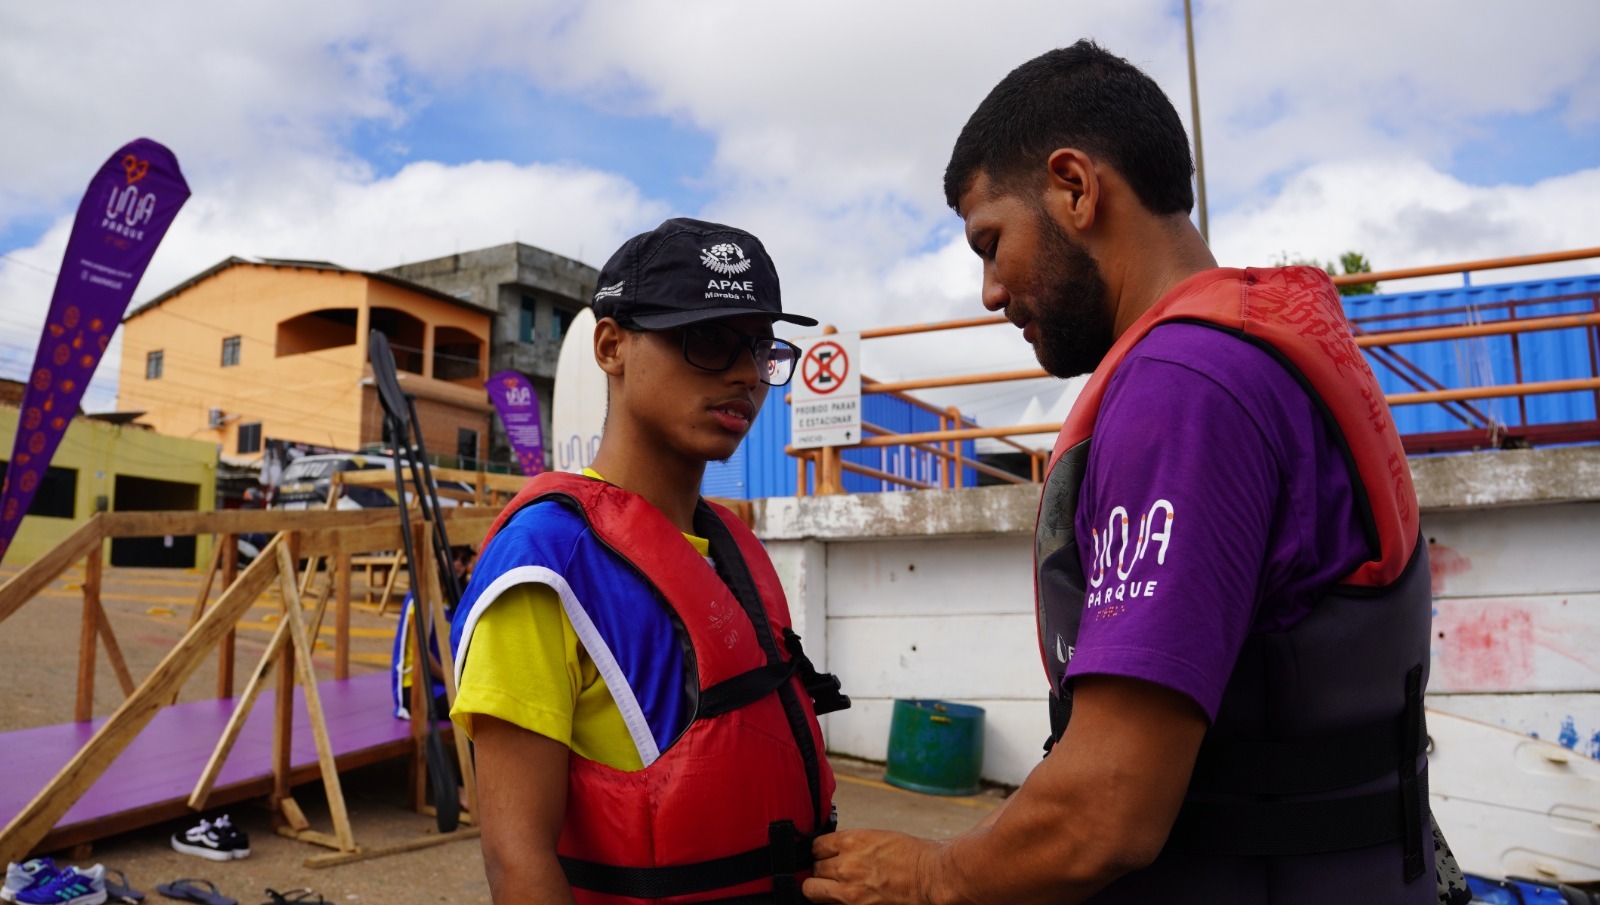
[15,864,105,905]
[2,860,57,903]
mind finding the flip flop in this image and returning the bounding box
[156,878,236,905]
[106,868,146,903]
[261,890,325,905]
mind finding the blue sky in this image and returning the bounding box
[1,0,1598,423]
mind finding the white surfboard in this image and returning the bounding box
[1427,707,1600,883]
[550,308,605,474]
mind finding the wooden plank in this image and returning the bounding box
[98,505,496,540]
[178,537,224,706]
[75,563,99,723]
[378,547,405,615]
[275,543,356,852]
[272,613,294,810]
[0,514,102,626]
[91,599,136,698]
[189,537,224,628]
[101,508,394,539]
[296,509,494,560]
[188,619,291,811]
[0,536,283,865]
[335,550,351,680]
[303,826,481,869]
[279,797,311,832]
[424,545,477,820]
[339,464,528,495]
[277,827,344,850]
[218,536,238,700]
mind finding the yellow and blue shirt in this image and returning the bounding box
[448,470,704,771]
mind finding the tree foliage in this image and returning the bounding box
[1271,249,1379,296]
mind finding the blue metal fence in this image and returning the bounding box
[1344,274,1600,445]
[701,392,978,500]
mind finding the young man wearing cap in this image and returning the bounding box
[450,218,848,904]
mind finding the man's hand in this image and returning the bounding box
[807,676,1208,905]
[804,829,943,905]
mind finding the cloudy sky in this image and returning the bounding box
[2,1,1597,424]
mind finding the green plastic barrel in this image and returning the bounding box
[884,698,985,796]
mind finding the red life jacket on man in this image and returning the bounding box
[476,472,848,904]
[1033,267,1438,901]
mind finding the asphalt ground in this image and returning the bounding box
[1,563,1006,903]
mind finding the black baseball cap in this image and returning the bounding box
[590,217,818,329]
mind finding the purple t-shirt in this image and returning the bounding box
[1064,322,1373,721]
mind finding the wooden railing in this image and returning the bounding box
[0,505,497,866]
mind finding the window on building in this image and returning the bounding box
[237,422,262,454]
[551,307,576,346]
[145,350,163,379]
[221,335,241,367]
[519,295,537,343]
[457,428,479,467]
[0,462,77,519]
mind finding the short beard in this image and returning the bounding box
[1030,206,1113,379]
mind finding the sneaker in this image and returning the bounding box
[170,819,232,862]
[211,814,250,859]
[15,864,105,905]
[2,860,57,903]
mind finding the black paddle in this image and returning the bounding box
[367,330,461,833]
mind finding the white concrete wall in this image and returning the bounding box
[757,448,1600,787]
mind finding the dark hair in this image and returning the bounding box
[944,40,1195,215]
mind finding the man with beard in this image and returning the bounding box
[805,41,1462,905]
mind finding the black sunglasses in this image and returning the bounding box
[630,320,801,387]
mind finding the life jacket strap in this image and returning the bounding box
[781,628,851,716]
[1168,669,1430,873]
[1167,767,1428,858]
[700,660,800,718]
[559,819,831,902]
[1188,709,1427,795]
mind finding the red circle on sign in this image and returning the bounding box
[801,341,850,395]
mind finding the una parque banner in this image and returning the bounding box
[0,139,190,564]
[485,370,546,476]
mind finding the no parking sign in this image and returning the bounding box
[790,332,861,449]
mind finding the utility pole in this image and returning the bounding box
[1184,0,1210,244]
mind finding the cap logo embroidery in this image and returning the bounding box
[594,281,625,300]
[701,242,752,276]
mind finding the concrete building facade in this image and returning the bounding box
[380,244,599,468]
[750,446,1600,787]
[117,258,494,470]
[0,404,217,567]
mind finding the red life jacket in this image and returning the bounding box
[479,472,846,904]
[1033,267,1437,899]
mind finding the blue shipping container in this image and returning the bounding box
[1343,274,1600,438]
[702,392,978,500]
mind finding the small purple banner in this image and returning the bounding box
[486,370,545,476]
[0,139,190,563]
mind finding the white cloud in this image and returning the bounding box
[0,159,668,410]
[1213,158,1600,290]
[3,0,1599,430]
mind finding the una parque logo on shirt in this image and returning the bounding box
[1086,498,1175,618]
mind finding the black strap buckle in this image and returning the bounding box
[782,628,851,715]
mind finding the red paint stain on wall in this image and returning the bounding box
[1434,601,1535,691]
[1428,541,1472,596]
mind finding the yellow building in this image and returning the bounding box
[0,402,217,567]
[118,258,494,468]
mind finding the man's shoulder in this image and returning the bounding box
[1112,322,1313,418]
[474,500,593,576]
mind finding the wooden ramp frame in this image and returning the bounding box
[0,504,499,867]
